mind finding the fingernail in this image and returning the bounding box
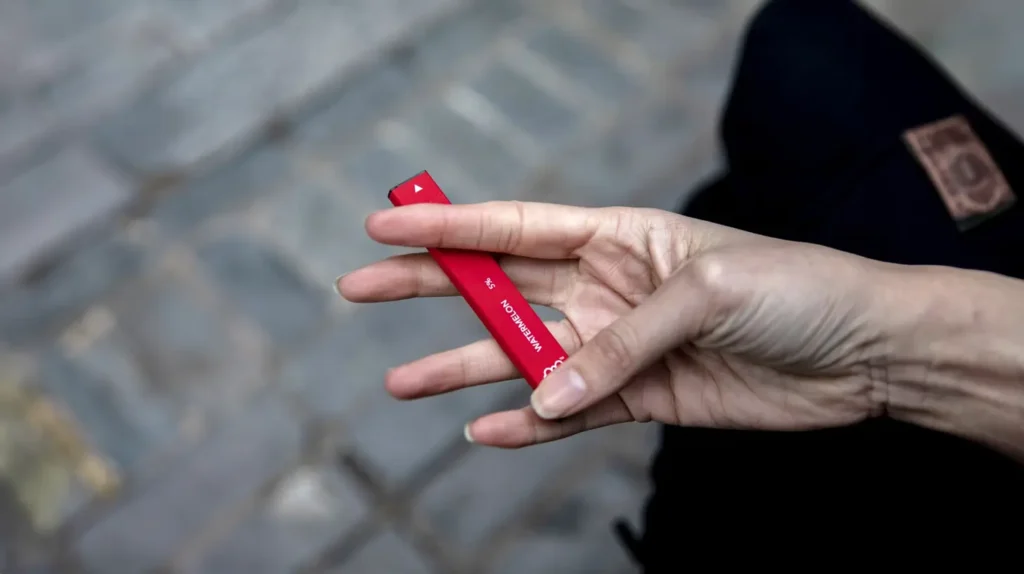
[463,423,475,443]
[531,369,586,419]
[332,275,346,296]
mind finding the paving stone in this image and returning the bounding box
[294,0,526,156]
[544,96,697,207]
[0,2,29,61]
[0,233,143,346]
[492,533,636,573]
[531,304,564,324]
[652,0,729,54]
[630,130,721,212]
[924,1,1024,98]
[662,0,746,14]
[406,102,532,196]
[0,356,93,534]
[392,0,526,82]
[414,430,596,552]
[294,63,411,153]
[0,4,181,170]
[0,351,34,389]
[65,261,273,467]
[35,347,172,477]
[337,116,478,204]
[15,0,129,44]
[188,465,368,574]
[327,0,457,43]
[469,60,582,151]
[861,0,992,93]
[195,236,330,348]
[341,131,484,205]
[149,142,292,237]
[488,461,645,574]
[10,565,61,574]
[979,82,1024,140]
[339,140,424,195]
[76,396,302,574]
[605,419,662,466]
[37,5,182,126]
[163,0,281,45]
[546,458,647,529]
[259,178,396,286]
[0,425,91,533]
[331,529,434,574]
[346,380,517,488]
[578,0,656,46]
[282,296,488,420]
[0,147,132,286]
[582,0,720,65]
[521,24,639,104]
[95,0,457,173]
[0,107,50,179]
[417,158,502,204]
[679,29,740,115]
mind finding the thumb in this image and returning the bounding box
[530,266,709,420]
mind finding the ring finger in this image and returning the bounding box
[337,253,578,308]
[386,319,582,399]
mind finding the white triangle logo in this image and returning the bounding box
[413,184,423,193]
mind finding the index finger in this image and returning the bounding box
[365,201,602,259]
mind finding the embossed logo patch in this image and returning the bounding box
[904,115,1016,230]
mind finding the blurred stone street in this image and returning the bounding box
[1,0,1024,572]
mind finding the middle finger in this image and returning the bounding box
[338,252,578,308]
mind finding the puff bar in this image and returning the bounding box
[387,171,568,389]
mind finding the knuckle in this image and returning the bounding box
[598,207,633,239]
[679,254,745,304]
[684,254,734,296]
[679,253,749,335]
[474,206,490,251]
[483,201,526,253]
[504,200,527,253]
[593,323,638,368]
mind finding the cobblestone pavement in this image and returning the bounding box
[2,0,1024,572]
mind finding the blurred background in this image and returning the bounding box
[1,0,1023,572]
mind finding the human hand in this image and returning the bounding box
[338,201,908,448]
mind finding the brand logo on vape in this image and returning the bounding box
[542,356,566,379]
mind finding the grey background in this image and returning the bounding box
[1,0,1023,572]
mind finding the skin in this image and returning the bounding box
[337,201,1024,460]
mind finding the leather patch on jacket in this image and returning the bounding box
[904,114,1016,230]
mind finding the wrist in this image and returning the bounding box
[880,264,1024,459]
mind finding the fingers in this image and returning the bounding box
[529,264,708,420]
[464,397,634,448]
[365,201,603,259]
[386,320,581,399]
[338,253,577,306]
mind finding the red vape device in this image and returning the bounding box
[388,171,568,389]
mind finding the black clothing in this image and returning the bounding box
[634,1,1024,569]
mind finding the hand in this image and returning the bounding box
[338,201,906,448]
